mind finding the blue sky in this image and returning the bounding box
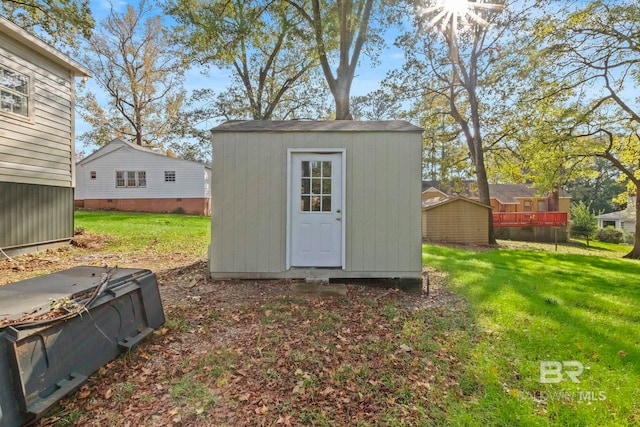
[77,0,406,153]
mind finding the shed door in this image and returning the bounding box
[290,153,343,267]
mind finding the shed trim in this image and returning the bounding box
[286,148,347,271]
[211,120,423,133]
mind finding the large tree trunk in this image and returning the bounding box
[623,185,640,259]
[333,78,352,120]
[474,137,496,244]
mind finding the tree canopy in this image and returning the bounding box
[1,0,94,48]
[79,0,185,149]
[512,0,640,258]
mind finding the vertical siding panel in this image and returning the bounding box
[234,136,249,270]
[244,135,260,271]
[397,135,413,271]
[411,134,423,271]
[361,136,376,271]
[276,134,287,270]
[348,133,365,271]
[0,183,72,249]
[271,133,288,270]
[374,136,388,271]
[256,136,271,271]
[386,135,400,270]
[220,137,236,271]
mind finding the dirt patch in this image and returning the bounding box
[71,232,116,250]
[0,237,468,426]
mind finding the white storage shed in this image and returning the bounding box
[209,120,424,285]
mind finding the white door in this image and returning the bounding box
[290,153,343,267]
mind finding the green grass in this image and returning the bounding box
[424,243,640,426]
[74,211,210,257]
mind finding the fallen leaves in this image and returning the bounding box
[21,261,468,426]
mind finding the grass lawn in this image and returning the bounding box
[75,211,210,258]
[424,244,640,426]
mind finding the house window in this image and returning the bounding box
[90,171,97,179]
[0,66,29,118]
[165,171,176,182]
[524,200,532,212]
[537,200,546,212]
[116,171,146,187]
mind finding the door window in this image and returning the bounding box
[300,161,332,212]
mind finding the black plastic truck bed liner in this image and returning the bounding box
[0,266,165,427]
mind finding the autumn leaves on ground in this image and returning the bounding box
[0,212,469,426]
[38,267,467,426]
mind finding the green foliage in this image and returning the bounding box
[167,0,328,124]
[511,0,640,256]
[565,158,626,213]
[625,232,636,245]
[596,227,623,244]
[1,0,94,49]
[569,201,598,239]
[423,243,640,426]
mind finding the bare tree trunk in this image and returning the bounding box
[475,143,496,244]
[624,185,640,259]
[333,77,352,119]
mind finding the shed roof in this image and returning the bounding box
[0,16,91,78]
[211,120,423,133]
[422,196,492,211]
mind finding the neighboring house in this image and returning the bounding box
[0,17,90,257]
[597,198,636,233]
[209,120,423,287]
[422,181,571,242]
[75,138,211,216]
[422,196,491,245]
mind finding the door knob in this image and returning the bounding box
[336,217,341,221]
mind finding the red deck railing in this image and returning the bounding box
[492,212,568,227]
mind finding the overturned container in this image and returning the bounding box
[0,266,165,427]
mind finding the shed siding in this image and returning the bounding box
[210,130,422,278]
[422,199,489,245]
[0,182,73,249]
[0,33,74,188]
[76,146,208,200]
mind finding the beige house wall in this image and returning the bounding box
[210,128,422,279]
[422,199,490,245]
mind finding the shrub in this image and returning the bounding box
[570,201,597,243]
[624,232,635,245]
[172,207,186,215]
[596,227,623,243]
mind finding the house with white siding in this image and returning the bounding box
[596,196,636,234]
[0,17,90,257]
[209,120,423,288]
[75,138,211,216]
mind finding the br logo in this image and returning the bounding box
[539,361,584,383]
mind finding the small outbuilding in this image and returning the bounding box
[209,120,423,284]
[422,196,492,245]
